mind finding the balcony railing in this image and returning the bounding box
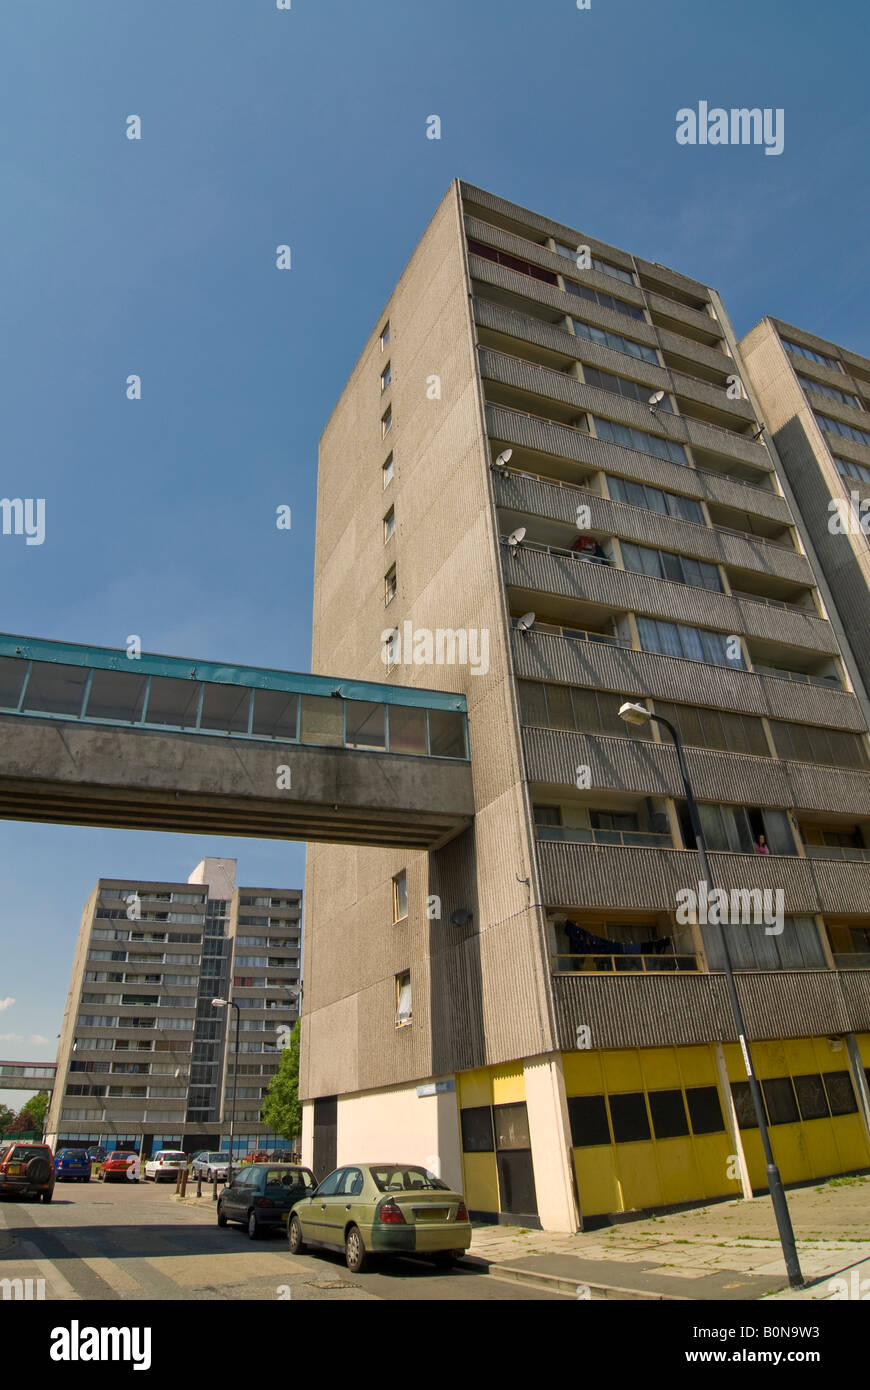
[803,845,870,863]
[731,590,816,615]
[503,536,613,565]
[832,953,870,969]
[536,826,673,849]
[532,622,632,649]
[753,664,841,689]
[551,952,698,973]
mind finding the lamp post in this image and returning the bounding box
[618,701,803,1288]
[212,997,240,1184]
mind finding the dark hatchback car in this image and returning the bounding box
[55,1149,92,1182]
[0,1142,56,1202]
[217,1163,316,1240]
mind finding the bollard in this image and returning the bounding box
[212,1175,218,1202]
[176,1169,182,1194]
[196,1174,202,1198]
[180,1168,188,1197]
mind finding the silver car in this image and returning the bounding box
[191,1151,230,1182]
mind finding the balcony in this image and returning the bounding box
[511,629,861,731]
[492,468,812,587]
[536,824,673,849]
[552,952,698,973]
[501,541,837,653]
[485,403,792,522]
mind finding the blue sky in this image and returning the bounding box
[1,0,868,1104]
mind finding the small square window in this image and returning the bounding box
[392,871,408,923]
[395,971,411,1026]
[382,406,392,438]
[384,565,397,606]
[380,322,390,351]
[382,454,394,488]
[383,507,395,543]
[381,362,391,392]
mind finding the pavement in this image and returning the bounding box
[458,1175,870,1300]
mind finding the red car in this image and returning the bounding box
[0,1142,55,1202]
[100,1150,139,1183]
[244,1149,271,1164]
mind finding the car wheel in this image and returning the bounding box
[247,1210,261,1240]
[287,1214,306,1255]
[41,1189,53,1203]
[345,1224,367,1273]
[217,1201,228,1228]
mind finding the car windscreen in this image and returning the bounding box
[370,1166,449,1193]
[10,1147,50,1162]
[207,1153,226,1162]
[108,1152,130,1160]
[157,1153,186,1161]
[60,1150,87,1159]
[265,1169,315,1191]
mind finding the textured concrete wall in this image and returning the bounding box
[303,181,553,1102]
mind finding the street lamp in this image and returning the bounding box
[617,700,804,1288]
[212,997,241,1183]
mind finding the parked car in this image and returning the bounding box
[86,1145,106,1164]
[243,1149,271,1165]
[0,1142,55,1202]
[270,1149,299,1163]
[144,1150,188,1182]
[54,1148,92,1182]
[217,1163,316,1240]
[100,1151,140,1182]
[191,1151,230,1182]
[287,1163,472,1273]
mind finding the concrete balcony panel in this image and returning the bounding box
[502,546,836,652]
[803,389,870,435]
[474,296,668,382]
[645,292,723,341]
[464,215,647,308]
[469,258,659,348]
[522,727,870,816]
[633,256,712,305]
[485,403,792,524]
[460,182,637,273]
[493,471,811,586]
[815,430,870,470]
[669,367,756,423]
[657,328,735,376]
[536,839,820,913]
[550,970,865,1050]
[510,630,865,730]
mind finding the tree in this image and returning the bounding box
[261,1022,301,1140]
[0,1104,14,1135]
[20,1091,50,1135]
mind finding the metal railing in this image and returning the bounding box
[536,826,673,849]
[531,622,632,648]
[832,952,870,969]
[551,952,698,973]
[803,845,870,863]
[753,664,841,689]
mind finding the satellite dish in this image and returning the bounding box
[515,612,536,632]
[492,449,513,470]
[507,527,526,550]
[648,390,665,410]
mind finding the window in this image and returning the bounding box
[793,1074,830,1121]
[730,1080,759,1128]
[382,453,394,488]
[781,338,839,370]
[796,374,858,408]
[620,541,723,592]
[571,317,659,366]
[608,1092,651,1143]
[554,244,635,285]
[380,322,390,351]
[395,971,412,1026]
[815,413,870,447]
[460,1107,495,1152]
[567,1094,611,1147]
[384,565,397,606]
[381,406,392,438]
[392,870,408,923]
[381,362,391,392]
[822,1071,857,1116]
[593,415,687,465]
[584,366,673,411]
[636,617,745,669]
[834,455,870,486]
[653,700,769,758]
[648,1089,690,1139]
[770,718,869,769]
[564,280,646,321]
[607,475,703,523]
[685,1086,725,1135]
[466,237,558,286]
[761,1077,800,1125]
[383,507,395,542]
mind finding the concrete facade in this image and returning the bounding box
[302,182,870,1229]
[45,858,302,1161]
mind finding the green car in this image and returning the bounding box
[287,1163,472,1273]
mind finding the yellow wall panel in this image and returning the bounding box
[675,1045,719,1089]
[562,1050,605,1094]
[491,1062,525,1105]
[639,1047,682,1090]
[458,1068,491,1108]
[461,1151,499,1212]
[614,1143,662,1210]
[830,1115,870,1171]
[693,1133,737,1199]
[653,1137,703,1205]
[855,1034,870,1067]
[574,1147,621,1217]
[602,1050,644,1092]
